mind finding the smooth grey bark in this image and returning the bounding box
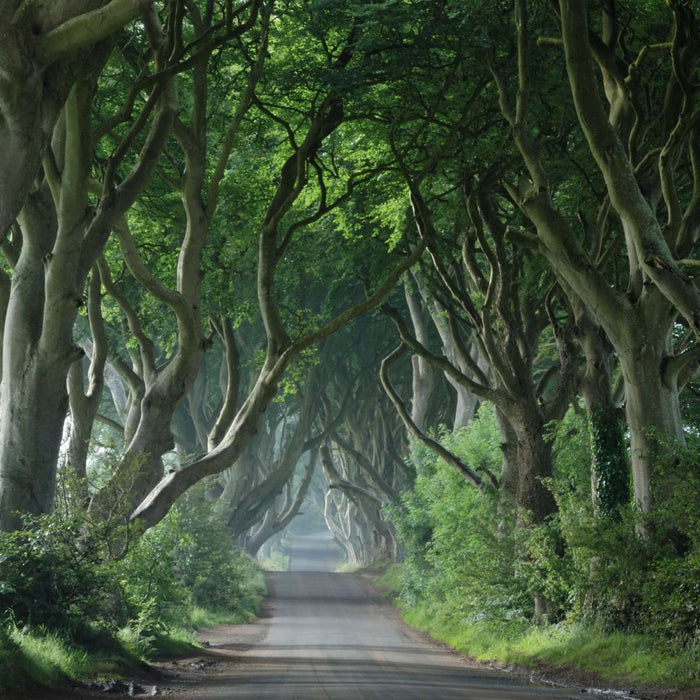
[518,189,687,513]
[0,74,102,525]
[78,338,129,430]
[618,320,683,513]
[380,344,485,490]
[0,189,68,529]
[330,431,397,502]
[0,268,10,370]
[129,213,425,530]
[384,184,579,524]
[0,1,155,239]
[324,488,360,567]
[186,368,212,452]
[121,4,429,531]
[244,449,317,556]
[227,367,322,537]
[208,318,241,450]
[226,352,354,542]
[415,275,485,430]
[0,10,175,530]
[323,441,397,563]
[89,0,263,515]
[493,408,518,498]
[220,417,277,514]
[558,0,700,336]
[404,279,434,432]
[65,269,108,502]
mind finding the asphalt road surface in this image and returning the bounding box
[178,532,606,699]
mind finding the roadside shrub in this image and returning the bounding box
[172,481,265,618]
[387,405,700,645]
[0,478,264,653]
[119,510,190,643]
[640,438,700,642]
[0,515,122,637]
[387,406,535,625]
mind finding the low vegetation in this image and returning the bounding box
[0,480,265,693]
[382,407,700,691]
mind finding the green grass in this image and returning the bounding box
[335,562,361,572]
[378,566,700,691]
[340,559,393,574]
[374,563,404,593]
[189,606,253,629]
[0,625,127,691]
[116,623,198,660]
[0,597,268,693]
[259,551,289,571]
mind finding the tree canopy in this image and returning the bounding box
[0,0,699,670]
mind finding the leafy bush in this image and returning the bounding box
[0,515,123,637]
[387,406,700,645]
[639,438,700,642]
[173,484,265,617]
[387,406,535,625]
[549,427,700,642]
[0,477,265,660]
[118,511,191,646]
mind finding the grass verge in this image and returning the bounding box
[0,625,134,692]
[0,596,267,693]
[378,565,700,691]
[258,551,290,571]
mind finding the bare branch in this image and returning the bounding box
[380,345,485,490]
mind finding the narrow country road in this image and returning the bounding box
[175,532,605,699]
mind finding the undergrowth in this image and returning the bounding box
[379,564,700,689]
[0,478,266,693]
[380,406,700,692]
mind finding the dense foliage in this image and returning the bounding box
[0,480,264,658]
[388,407,700,644]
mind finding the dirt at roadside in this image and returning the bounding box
[149,603,273,695]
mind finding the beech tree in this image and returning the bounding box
[1,0,428,534]
[382,187,579,525]
[87,0,266,519]
[115,1,427,531]
[0,3,177,530]
[488,0,699,513]
[2,0,697,565]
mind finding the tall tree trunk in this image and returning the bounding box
[572,299,629,515]
[509,404,557,524]
[0,192,77,530]
[404,280,434,431]
[0,24,174,530]
[422,290,483,430]
[65,270,107,504]
[619,349,683,514]
[494,408,518,498]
